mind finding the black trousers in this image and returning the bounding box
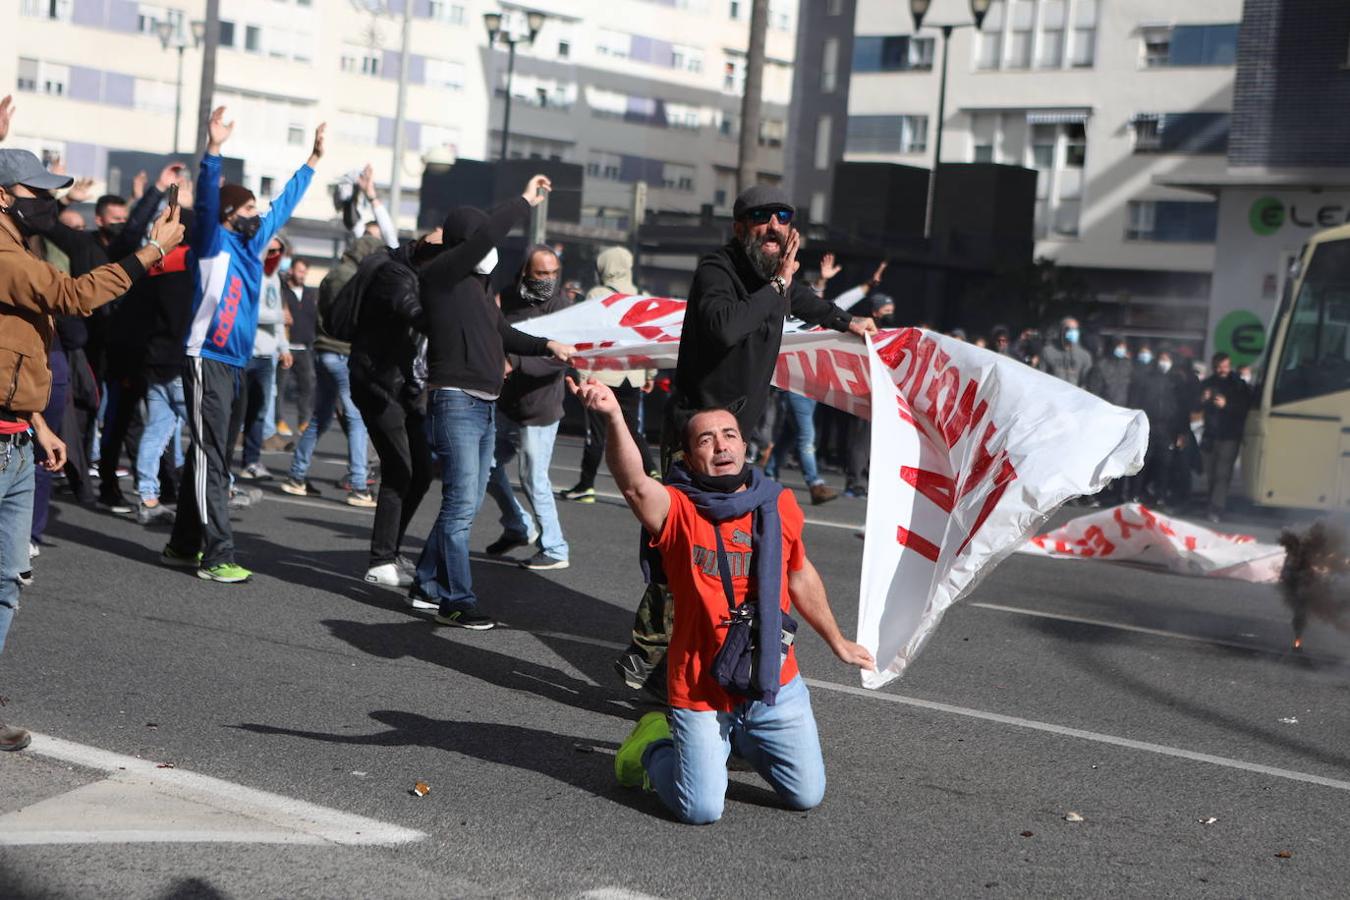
[578,383,655,488]
[169,357,241,567]
[97,361,147,504]
[276,347,316,432]
[353,385,433,567]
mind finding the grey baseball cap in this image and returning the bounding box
[0,149,74,191]
[732,183,795,219]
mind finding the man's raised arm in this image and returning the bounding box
[567,376,669,535]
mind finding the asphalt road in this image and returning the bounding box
[1,433,1347,899]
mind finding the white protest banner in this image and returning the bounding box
[855,330,1148,688]
[520,296,1150,688]
[1017,503,1285,583]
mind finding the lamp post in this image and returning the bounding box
[911,0,991,238]
[484,9,545,161]
[156,17,208,155]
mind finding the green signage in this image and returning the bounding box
[1249,197,1285,236]
[1214,309,1266,366]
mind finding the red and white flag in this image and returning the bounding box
[521,296,1150,688]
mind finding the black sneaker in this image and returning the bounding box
[485,532,532,556]
[520,552,569,571]
[434,609,496,631]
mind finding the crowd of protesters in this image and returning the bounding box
[0,93,1261,825]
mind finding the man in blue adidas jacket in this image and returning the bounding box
[164,106,325,583]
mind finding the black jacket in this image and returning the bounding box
[1200,373,1252,443]
[422,197,550,394]
[350,242,426,408]
[672,240,852,433]
[1128,364,1179,440]
[498,279,570,425]
[1085,356,1133,407]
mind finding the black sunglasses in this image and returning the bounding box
[747,208,793,225]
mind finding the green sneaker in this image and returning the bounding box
[197,563,253,583]
[161,545,202,568]
[614,711,670,788]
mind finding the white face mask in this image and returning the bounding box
[1157,359,1172,374]
[474,247,499,276]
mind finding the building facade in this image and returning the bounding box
[788,0,1246,347]
[6,0,799,243]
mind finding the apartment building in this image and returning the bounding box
[5,0,799,239]
[788,0,1245,345]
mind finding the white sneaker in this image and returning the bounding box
[28,542,39,559]
[364,562,413,588]
[405,592,438,611]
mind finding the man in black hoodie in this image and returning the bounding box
[484,245,572,571]
[408,176,576,630]
[617,184,877,693]
[349,231,434,591]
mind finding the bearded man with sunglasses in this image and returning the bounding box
[614,184,878,694]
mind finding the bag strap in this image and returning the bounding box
[713,527,737,613]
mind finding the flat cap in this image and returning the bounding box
[732,183,795,219]
[0,149,73,191]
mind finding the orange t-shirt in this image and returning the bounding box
[653,486,805,712]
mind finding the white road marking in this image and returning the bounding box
[8,734,424,846]
[577,890,668,900]
[528,630,1350,793]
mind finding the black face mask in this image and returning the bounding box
[520,276,556,303]
[230,214,262,241]
[688,463,751,494]
[99,221,125,240]
[6,193,59,236]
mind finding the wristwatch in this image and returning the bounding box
[770,275,788,296]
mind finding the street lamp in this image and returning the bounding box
[156,17,207,155]
[484,9,545,161]
[911,0,991,238]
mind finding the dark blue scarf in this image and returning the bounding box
[663,461,786,705]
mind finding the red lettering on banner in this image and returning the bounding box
[601,293,635,308]
[618,297,684,326]
[1184,536,1198,551]
[798,349,844,398]
[901,466,956,513]
[1113,506,1149,539]
[831,349,870,398]
[957,422,1008,501]
[957,458,1017,555]
[895,393,917,427]
[924,362,960,433]
[941,381,989,450]
[875,328,919,371]
[896,526,941,562]
[1082,525,1116,557]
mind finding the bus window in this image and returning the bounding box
[1273,238,1350,405]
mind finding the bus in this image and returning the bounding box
[1243,221,1350,510]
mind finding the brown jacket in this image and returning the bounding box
[0,214,143,415]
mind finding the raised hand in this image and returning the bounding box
[207,106,234,152]
[358,163,376,199]
[777,227,801,288]
[130,171,148,201]
[870,259,888,283]
[307,122,326,167]
[820,252,841,281]
[566,376,620,416]
[66,177,97,205]
[522,174,552,207]
[156,162,186,191]
[0,94,14,142]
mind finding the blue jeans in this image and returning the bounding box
[767,391,823,487]
[642,675,825,825]
[137,377,186,500]
[486,415,568,560]
[0,441,36,656]
[288,351,368,488]
[415,390,496,613]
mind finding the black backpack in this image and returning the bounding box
[318,248,391,342]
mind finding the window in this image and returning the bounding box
[1070,0,1096,66]
[133,78,176,115]
[826,0,843,14]
[977,1,1004,69]
[341,44,381,76]
[821,38,839,92]
[259,176,275,197]
[1065,122,1086,167]
[1007,1,1034,69]
[672,44,704,73]
[666,103,703,130]
[20,0,71,22]
[970,111,998,162]
[427,1,465,24]
[137,4,181,36]
[558,40,570,59]
[1038,0,1065,68]
[1125,200,1218,242]
[287,125,305,145]
[1026,120,1087,237]
[810,191,827,223]
[815,114,832,169]
[1274,238,1350,405]
[587,150,623,181]
[1169,24,1240,65]
[853,36,935,72]
[596,29,631,59]
[723,57,746,93]
[424,58,466,91]
[219,20,236,48]
[729,0,743,19]
[769,0,792,31]
[662,162,696,192]
[845,115,927,154]
[245,25,262,53]
[16,58,68,97]
[758,119,785,148]
[1132,112,1230,154]
[974,145,995,162]
[335,111,379,145]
